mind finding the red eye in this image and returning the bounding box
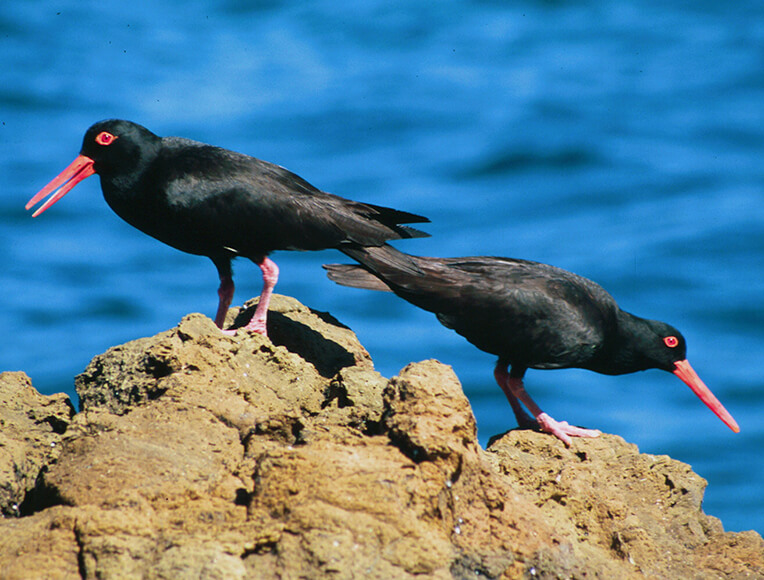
[95,131,117,146]
[663,336,679,348]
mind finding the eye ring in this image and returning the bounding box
[663,336,679,348]
[95,131,117,146]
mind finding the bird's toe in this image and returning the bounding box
[536,412,601,447]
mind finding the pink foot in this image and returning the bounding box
[241,316,268,336]
[536,412,601,447]
[219,317,268,337]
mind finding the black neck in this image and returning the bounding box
[588,311,657,375]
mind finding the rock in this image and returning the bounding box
[0,371,75,517]
[484,432,764,578]
[0,295,761,579]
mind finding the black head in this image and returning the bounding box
[615,314,739,433]
[79,119,161,178]
[634,318,688,372]
[26,120,162,216]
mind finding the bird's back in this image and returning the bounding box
[103,137,429,259]
[329,246,618,369]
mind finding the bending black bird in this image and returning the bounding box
[26,120,429,335]
[324,244,740,445]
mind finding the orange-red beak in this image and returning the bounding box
[673,359,740,433]
[26,155,96,217]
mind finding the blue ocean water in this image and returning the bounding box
[1,1,761,534]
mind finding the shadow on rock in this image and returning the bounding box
[231,296,360,378]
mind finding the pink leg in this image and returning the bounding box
[240,257,279,336]
[494,364,536,429]
[214,275,234,329]
[494,363,600,447]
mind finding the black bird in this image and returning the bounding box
[26,120,429,335]
[324,244,740,445]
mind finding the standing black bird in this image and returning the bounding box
[26,120,429,335]
[324,244,740,445]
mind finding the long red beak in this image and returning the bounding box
[26,155,96,217]
[673,359,740,433]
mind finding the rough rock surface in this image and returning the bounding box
[0,295,761,579]
[0,372,75,517]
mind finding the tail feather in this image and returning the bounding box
[353,202,430,241]
[322,263,393,292]
[339,244,424,277]
[362,202,430,225]
[325,243,425,292]
[394,225,430,239]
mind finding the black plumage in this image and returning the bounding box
[324,244,740,445]
[27,119,429,335]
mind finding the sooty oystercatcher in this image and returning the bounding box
[26,120,429,336]
[324,244,740,446]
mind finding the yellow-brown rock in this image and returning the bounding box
[0,295,761,579]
